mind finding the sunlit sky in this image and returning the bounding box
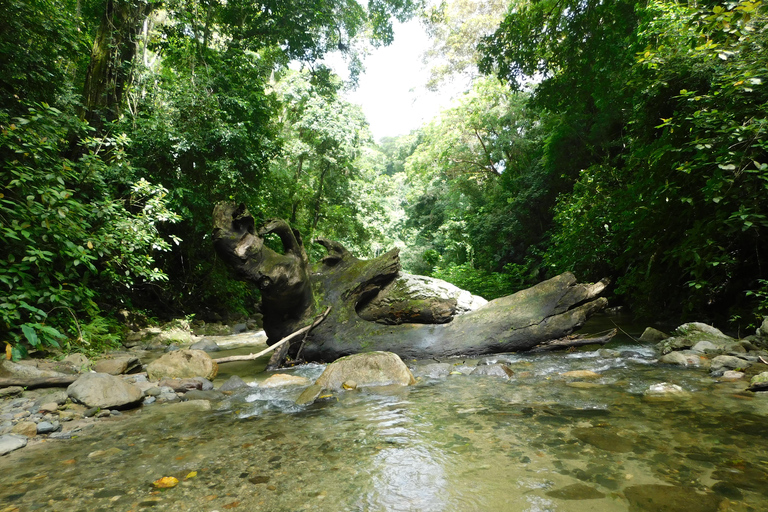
[327,20,465,141]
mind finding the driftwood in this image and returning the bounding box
[529,329,617,353]
[213,307,331,364]
[213,203,610,363]
[0,375,78,389]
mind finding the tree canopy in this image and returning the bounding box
[3,0,767,358]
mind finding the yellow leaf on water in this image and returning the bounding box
[152,476,179,488]
[185,471,197,479]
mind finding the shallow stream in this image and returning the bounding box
[2,315,768,511]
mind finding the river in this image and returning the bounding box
[1,314,767,511]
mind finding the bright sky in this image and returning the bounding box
[329,20,464,141]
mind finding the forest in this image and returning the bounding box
[1,0,767,360]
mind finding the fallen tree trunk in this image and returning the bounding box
[213,203,610,363]
[529,328,617,353]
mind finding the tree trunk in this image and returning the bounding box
[213,203,610,363]
[82,0,151,128]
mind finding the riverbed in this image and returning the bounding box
[1,316,767,511]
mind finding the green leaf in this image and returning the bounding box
[21,323,40,347]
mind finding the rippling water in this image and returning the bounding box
[2,319,768,511]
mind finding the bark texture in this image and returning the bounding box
[213,202,609,363]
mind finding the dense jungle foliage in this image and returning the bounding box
[1,0,766,358]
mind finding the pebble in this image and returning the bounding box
[36,421,61,434]
[12,421,38,437]
[48,431,73,439]
[38,402,59,414]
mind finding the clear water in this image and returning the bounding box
[2,318,768,511]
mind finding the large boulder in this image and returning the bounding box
[146,350,218,381]
[314,352,416,390]
[357,272,487,324]
[657,322,736,354]
[67,373,143,409]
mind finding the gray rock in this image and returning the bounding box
[164,343,180,353]
[719,370,745,381]
[645,383,689,396]
[710,355,751,374]
[142,396,156,405]
[416,363,452,379]
[0,434,27,455]
[37,402,59,414]
[477,355,517,365]
[161,377,213,392]
[67,373,143,409]
[639,327,669,343]
[0,386,24,398]
[0,360,69,380]
[144,386,161,397]
[219,375,248,391]
[357,272,487,325]
[690,340,722,354]
[93,356,141,375]
[658,351,707,367]
[49,431,73,439]
[658,322,736,354]
[748,371,768,391]
[295,384,324,406]
[183,390,224,401]
[232,323,248,334]
[36,421,61,434]
[314,352,416,390]
[155,327,193,345]
[758,317,768,338]
[190,339,221,352]
[61,353,90,369]
[146,349,218,381]
[471,363,514,379]
[157,392,179,402]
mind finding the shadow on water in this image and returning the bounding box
[1,315,767,511]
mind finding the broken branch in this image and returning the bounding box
[213,306,332,364]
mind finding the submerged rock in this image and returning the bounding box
[314,352,416,390]
[644,382,689,397]
[546,483,606,500]
[624,484,720,512]
[260,374,311,388]
[572,427,634,453]
[190,339,221,352]
[414,363,452,379]
[219,375,248,391]
[560,370,601,379]
[295,384,324,405]
[67,373,143,409]
[470,364,514,379]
